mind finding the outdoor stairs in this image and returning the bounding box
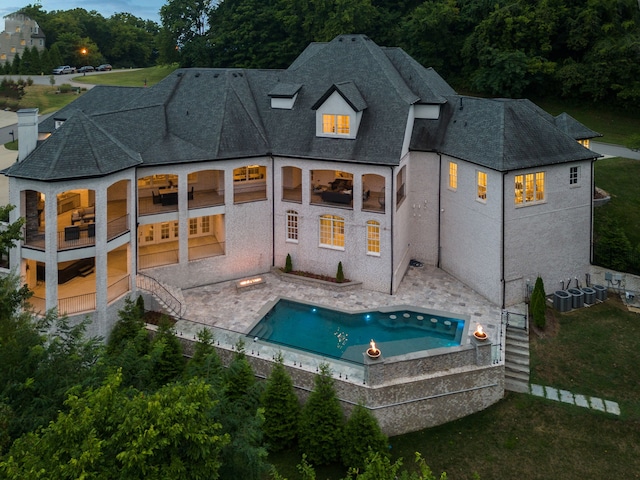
[504,326,530,393]
[136,274,187,320]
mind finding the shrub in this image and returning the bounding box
[58,83,72,93]
[341,404,388,470]
[285,253,293,273]
[262,353,300,451]
[336,261,344,283]
[531,276,546,329]
[299,363,344,465]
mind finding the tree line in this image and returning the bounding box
[160,0,640,108]
[5,0,640,108]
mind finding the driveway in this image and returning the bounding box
[591,141,640,160]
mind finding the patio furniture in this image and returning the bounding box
[64,225,80,241]
[71,206,96,224]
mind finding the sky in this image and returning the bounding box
[0,0,165,29]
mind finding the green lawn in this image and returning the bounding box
[71,65,179,88]
[594,157,640,247]
[531,97,640,146]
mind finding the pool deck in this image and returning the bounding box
[179,264,515,347]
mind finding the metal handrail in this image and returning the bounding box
[136,272,183,319]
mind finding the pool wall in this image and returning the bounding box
[175,333,504,436]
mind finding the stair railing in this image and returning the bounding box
[136,272,183,319]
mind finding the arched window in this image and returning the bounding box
[319,214,344,249]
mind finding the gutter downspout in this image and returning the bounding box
[437,154,442,268]
[501,171,506,310]
[271,154,275,267]
[389,165,395,295]
[590,158,596,264]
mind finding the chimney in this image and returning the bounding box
[17,108,39,162]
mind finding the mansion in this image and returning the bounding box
[3,35,600,337]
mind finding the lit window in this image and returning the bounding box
[286,210,298,242]
[396,166,406,206]
[578,139,590,149]
[569,166,580,185]
[319,214,345,250]
[449,162,457,190]
[161,222,170,239]
[173,221,179,237]
[234,165,265,182]
[189,218,198,235]
[201,216,210,233]
[144,225,154,242]
[515,171,545,205]
[20,39,26,46]
[477,171,487,201]
[322,114,350,135]
[366,220,380,256]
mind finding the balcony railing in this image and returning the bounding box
[107,214,130,241]
[30,276,131,316]
[59,292,97,315]
[188,241,225,261]
[138,248,179,269]
[108,275,131,302]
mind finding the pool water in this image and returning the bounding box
[248,299,466,364]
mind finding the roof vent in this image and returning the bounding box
[177,72,183,77]
[195,72,200,77]
[214,73,219,78]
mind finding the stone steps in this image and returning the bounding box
[504,325,530,393]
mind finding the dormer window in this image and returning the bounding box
[268,83,302,110]
[323,114,350,135]
[313,81,367,139]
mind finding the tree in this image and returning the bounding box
[261,353,300,451]
[531,276,546,329]
[299,363,344,465]
[0,372,229,479]
[341,404,388,470]
[184,327,223,384]
[148,316,185,388]
[336,261,345,283]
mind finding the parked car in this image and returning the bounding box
[96,64,112,71]
[52,65,76,75]
[78,66,95,73]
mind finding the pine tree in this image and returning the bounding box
[262,353,300,451]
[336,261,345,283]
[531,276,546,329]
[285,253,293,273]
[299,363,344,465]
[341,404,389,470]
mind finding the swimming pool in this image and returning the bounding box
[247,299,467,364]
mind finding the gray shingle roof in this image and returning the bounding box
[6,111,141,180]
[8,34,600,181]
[411,96,600,171]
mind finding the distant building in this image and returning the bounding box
[0,12,46,65]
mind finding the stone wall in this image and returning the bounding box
[176,334,504,437]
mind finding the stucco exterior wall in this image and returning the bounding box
[503,160,593,304]
[407,151,441,266]
[438,156,503,305]
[273,157,393,293]
[140,157,274,289]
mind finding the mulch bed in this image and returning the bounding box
[280,268,350,283]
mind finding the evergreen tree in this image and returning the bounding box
[261,353,300,451]
[336,261,345,283]
[531,276,546,329]
[148,316,184,388]
[299,363,344,465]
[184,328,223,385]
[341,404,389,470]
